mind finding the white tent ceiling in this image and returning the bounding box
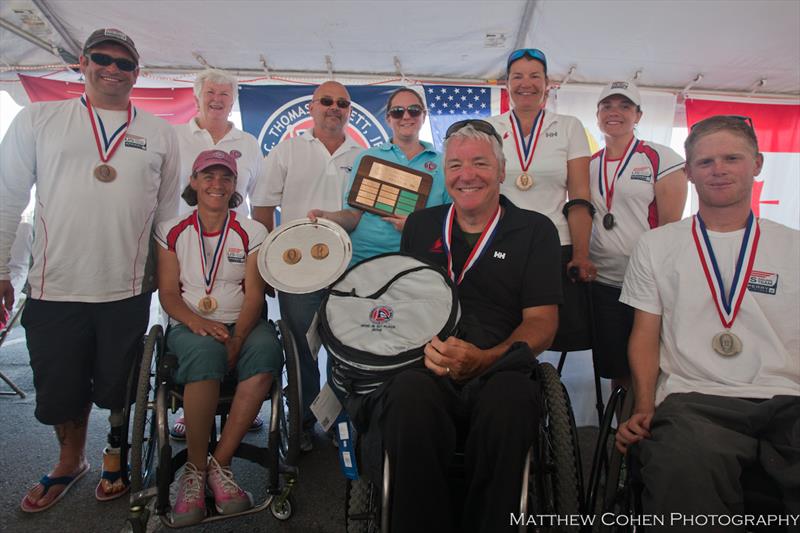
[1,0,799,95]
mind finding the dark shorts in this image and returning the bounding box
[22,293,151,425]
[166,320,282,384]
[550,245,592,352]
[590,282,633,379]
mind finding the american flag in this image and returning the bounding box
[424,85,507,151]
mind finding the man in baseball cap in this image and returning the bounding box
[83,28,139,64]
[3,26,180,511]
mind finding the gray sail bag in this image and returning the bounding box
[318,253,460,397]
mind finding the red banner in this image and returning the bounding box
[18,74,196,125]
[685,98,800,153]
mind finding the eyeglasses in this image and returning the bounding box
[690,115,754,131]
[506,48,548,73]
[387,105,425,119]
[315,97,351,109]
[89,52,137,72]
[444,119,503,146]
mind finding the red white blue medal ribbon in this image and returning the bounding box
[598,137,639,211]
[83,94,133,163]
[195,210,233,296]
[691,212,760,328]
[442,204,501,285]
[509,109,545,174]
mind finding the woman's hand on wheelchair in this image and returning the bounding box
[424,336,485,382]
[615,411,653,454]
[186,316,230,343]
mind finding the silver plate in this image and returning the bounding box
[257,217,352,294]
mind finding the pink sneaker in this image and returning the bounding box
[171,462,206,526]
[206,456,253,514]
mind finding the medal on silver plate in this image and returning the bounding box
[195,210,233,315]
[510,109,544,191]
[598,137,639,230]
[516,172,533,190]
[84,94,133,183]
[692,212,760,357]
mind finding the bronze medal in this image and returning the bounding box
[311,243,330,260]
[282,248,302,265]
[712,331,742,357]
[198,295,218,314]
[94,163,117,183]
[516,173,533,191]
[603,213,615,230]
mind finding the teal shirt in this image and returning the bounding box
[345,141,450,265]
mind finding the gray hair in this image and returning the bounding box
[193,68,239,104]
[443,124,506,169]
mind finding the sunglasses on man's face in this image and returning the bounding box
[387,105,425,119]
[445,119,503,146]
[315,97,351,109]
[89,52,137,72]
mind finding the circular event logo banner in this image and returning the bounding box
[257,95,389,155]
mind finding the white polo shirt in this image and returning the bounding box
[0,97,180,301]
[155,210,267,324]
[249,129,363,225]
[589,140,684,287]
[621,217,800,405]
[487,110,591,245]
[174,118,265,216]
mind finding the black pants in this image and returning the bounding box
[380,364,540,533]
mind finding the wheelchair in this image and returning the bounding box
[344,361,584,533]
[588,388,790,533]
[122,319,302,531]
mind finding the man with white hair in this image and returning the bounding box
[379,119,562,532]
[170,68,267,439]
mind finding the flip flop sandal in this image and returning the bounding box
[170,417,187,441]
[95,448,129,502]
[20,462,90,513]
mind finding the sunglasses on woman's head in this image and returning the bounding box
[315,97,351,109]
[387,105,425,119]
[89,52,137,72]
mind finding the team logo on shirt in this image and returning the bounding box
[124,134,147,150]
[230,150,242,159]
[429,238,443,253]
[630,166,653,182]
[255,95,389,155]
[227,247,246,264]
[424,161,438,171]
[747,270,778,295]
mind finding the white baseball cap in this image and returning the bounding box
[598,81,641,107]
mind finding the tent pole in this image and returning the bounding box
[31,0,81,59]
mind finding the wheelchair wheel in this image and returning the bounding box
[597,390,636,533]
[533,362,582,531]
[277,320,301,466]
[345,477,382,533]
[129,324,163,492]
[270,493,295,521]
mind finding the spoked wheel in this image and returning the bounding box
[598,390,636,533]
[277,320,302,466]
[129,324,163,492]
[346,477,382,533]
[531,362,582,533]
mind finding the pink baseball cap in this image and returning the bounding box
[192,149,238,177]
